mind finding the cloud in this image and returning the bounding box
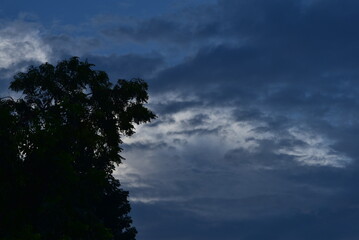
[0,19,53,92]
[43,34,100,59]
[108,2,359,228]
[277,127,352,168]
[2,1,359,237]
[130,201,359,240]
[0,20,51,71]
[100,4,221,46]
[86,53,164,80]
[116,101,352,223]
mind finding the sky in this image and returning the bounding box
[1,0,359,239]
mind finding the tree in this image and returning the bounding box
[0,57,156,239]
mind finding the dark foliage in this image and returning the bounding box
[0,57,156,239]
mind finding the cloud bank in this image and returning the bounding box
[2,0,359,239]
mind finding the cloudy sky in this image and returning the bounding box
[2,0,359,239]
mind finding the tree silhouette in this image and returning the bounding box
[0,57,156,239]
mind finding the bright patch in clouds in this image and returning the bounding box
[0,22,51,69]
[118,101,352,207]
[278,127,352,168]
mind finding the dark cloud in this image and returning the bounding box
[107,0,359,116]
[123,141,170,152]
[181,113,210,127]
[167,127,221,137]
[87,53,164,80]
[113,2,359,238]
[152,100,204,115]
[43,34,101,60]
[145,115,176,128]
[101,4,220,45]
[133,201,359,240]
[142,0,359,164]
[3,1,359,239]
[151,42,359,110]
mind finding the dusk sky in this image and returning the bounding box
[1,0,359,239]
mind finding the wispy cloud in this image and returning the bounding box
[0,20,51,70]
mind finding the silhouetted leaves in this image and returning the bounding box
[0,57,156,239]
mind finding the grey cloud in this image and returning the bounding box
[101,0,359,62]
[148,43,359,144]
[131,202,359,240]
[0,19,52,90]
[167,127,221,137]
[151,43,359,103]
[94,1,359,239]
[43,34,101,60]
[101,4,220,45]
[121,119,352,221]
[145,115,176,128]
[181,113,210,127]
[153,100,204,115]
[123,141,170,152]
[87,53,164,81]
[131,0,359,115]
[224,139,299,168]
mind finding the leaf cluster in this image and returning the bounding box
[0,57,156,240]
